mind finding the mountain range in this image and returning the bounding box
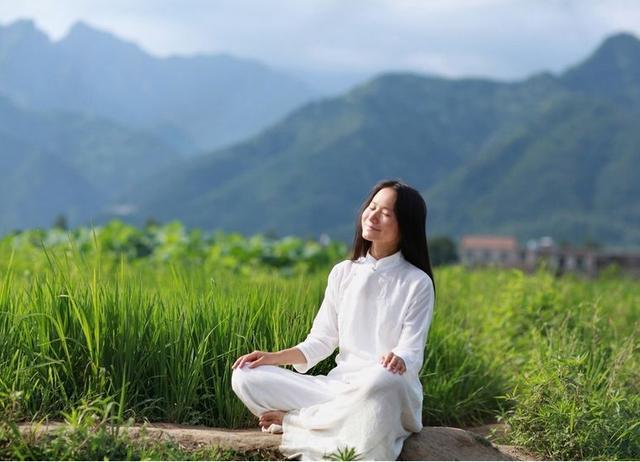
[0,19,318,233]
[0,19,316,152]
[109,33,640,247]
[1,20,639,247]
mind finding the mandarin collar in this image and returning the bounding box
[363,249,403,271]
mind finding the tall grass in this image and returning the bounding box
[1,242,331,427]
[1,232,639,459]
[1,236,511,427]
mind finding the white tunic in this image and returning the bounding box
[280,250,435,460]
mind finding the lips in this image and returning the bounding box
[364,224,381,232]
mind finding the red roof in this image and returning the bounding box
[460,235,519,251]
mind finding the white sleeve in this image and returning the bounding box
[291,263,342,374]
[391,276,435,375]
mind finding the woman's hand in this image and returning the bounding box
[232,350,279,369]
[380,352,406,375]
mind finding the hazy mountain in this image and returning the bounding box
[290,68,374,96]
[0,19,317,152]
[3,25,640,246]
[110,32,640,246]
[0,95,180,233]
[0,152,104,232]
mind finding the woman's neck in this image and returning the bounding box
[369,243,399,260]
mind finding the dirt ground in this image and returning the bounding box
[17,421,540,460]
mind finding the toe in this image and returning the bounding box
[259,410,285,426]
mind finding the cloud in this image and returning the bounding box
[1,0,639,79]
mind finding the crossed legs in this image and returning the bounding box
[231,364,339,429]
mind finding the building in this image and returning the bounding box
[459,235,523,268]
[459,234,640,277]
[523,239,597,277]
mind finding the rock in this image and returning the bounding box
[399,426,515,460]
[18,422,527,460]
[495,444,541,461]
[144,424,520,460]
[135,422,282,452]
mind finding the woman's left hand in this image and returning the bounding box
[380,352,406,375]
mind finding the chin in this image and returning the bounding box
[362,233,376,243]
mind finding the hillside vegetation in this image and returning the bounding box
[116,34,640,247]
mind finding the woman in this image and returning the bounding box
[231,179,436,460]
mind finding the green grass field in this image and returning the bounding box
[1,222,638,460]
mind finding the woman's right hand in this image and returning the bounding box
[232,350,279,369]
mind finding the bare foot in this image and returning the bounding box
[259,410,286,428]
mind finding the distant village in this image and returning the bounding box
[458,235,640,278]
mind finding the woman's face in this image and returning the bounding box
[361,187,400,249]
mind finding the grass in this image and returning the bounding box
[0,241,508,428]
[1,231,639,459]
[0,393,284,460]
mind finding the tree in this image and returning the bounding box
[428,235,458,266]
[144,216,161,228]
[52,214,68,231]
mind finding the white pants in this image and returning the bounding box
[231,363,421,460]
[231,363,347,417]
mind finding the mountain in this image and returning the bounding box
[3,26,640,246]
[0,19,317,152]
[111,72,570,239]
[0,95,181,233]
[0,152,104,232]
[426,95,640,245]
[111,32,640,246]
[562,33,640,110]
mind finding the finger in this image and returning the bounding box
[243,352,260,368]
[234,356,245,369]
[249,357,262,368]
[382,353,394,367]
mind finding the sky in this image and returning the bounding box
[1,0,640,84]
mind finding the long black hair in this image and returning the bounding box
[350,179,435,293]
